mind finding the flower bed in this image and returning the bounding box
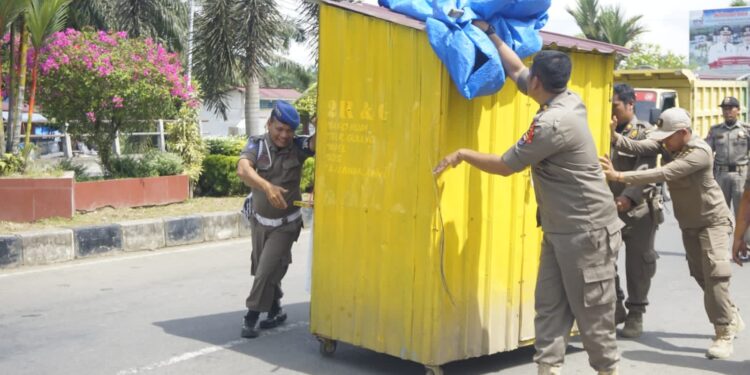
[0,173,75,222]
[0,174,189,222]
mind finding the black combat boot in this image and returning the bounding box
[259,299,287,329]
[241,310,260,338]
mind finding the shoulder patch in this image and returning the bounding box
[518,121,536,145]
[629,130,638,139]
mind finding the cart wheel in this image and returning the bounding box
[319,338,337,356]
[425,365,443,375]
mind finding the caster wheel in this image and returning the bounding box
[319,338,337,356]
[425,365,443,375]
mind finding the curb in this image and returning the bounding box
[20,229,75,266]
[75,224,123,258]
[121,219,166,251]
[0,235,22,268]
[165,216,205,247]
[202,212,240,242]
[0,211,251,270]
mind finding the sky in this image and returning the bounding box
[280,0,738,67]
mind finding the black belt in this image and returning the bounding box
[717,165,746,172]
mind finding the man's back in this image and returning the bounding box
[502,90,620,234]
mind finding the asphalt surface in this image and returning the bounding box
[1,209,749,375]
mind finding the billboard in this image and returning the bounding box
[690,6,750,76]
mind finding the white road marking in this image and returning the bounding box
[116,321,310,374]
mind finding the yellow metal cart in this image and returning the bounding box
[311,2,627,373]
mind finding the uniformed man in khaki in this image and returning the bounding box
[608,84,662,338]
[237,101,315,338]
[601,108,745,359]
[732,172,750,263]
[434,20,623,375]
[705,96,750,217]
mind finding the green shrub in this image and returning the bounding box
[145,151,185,176]
[109,155,149,178]
[121,135,155,154]
[204,136,247,156]
[166,107,206,182]
[0,154,26,176]
[197,155,249,196]
[108,151,184,179]
[58,159,90,182]
[294,84,317,129]
[301,157,315,193]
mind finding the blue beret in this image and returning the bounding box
[272,101,300,130]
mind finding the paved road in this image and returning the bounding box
[1,211,749,374]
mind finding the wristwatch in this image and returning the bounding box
[484,24,496,36]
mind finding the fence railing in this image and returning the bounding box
[25,119,177,158]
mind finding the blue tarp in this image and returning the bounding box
[379,0,550,99]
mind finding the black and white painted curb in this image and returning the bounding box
[0,211,249,269]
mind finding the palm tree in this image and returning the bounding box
[298,0,319,62]
[566,0,601,40]
[66,0,111,30]
[0,0,27,152]
[567,0,646,47]
[64,0,188,53]
[598,5,646,47]
[193,0,283,136]
[113,0,189,52]
[239,0,283,136]
[192,0,239,121]
[259,20,312,91]
[261,61,315,92]
[23,0,71,154]
[10,17,29,153]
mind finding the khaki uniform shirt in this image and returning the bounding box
[614,135,732,229]
[609,117,658,207]
[239,134,314,219]
[705,121,750,167]
[502,89,622,234]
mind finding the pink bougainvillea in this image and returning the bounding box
[38,29,196,106]
[33,29,199,174]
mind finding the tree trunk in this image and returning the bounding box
[0,39,5,154]
[244,75,262,136]
[6,25,17,153]
[94,122,116,177]
[24,54,39,154]
[11,23,28,154]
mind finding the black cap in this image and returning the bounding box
[720,96,740,108]
[719,25,733,34]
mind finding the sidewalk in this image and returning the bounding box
[0,211,251,270]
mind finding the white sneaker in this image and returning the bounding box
[538,363,562,375]
[706,324,734,359]
[598,367,619,375]
[731,307,745,337]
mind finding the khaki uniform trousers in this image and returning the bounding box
[534,227,621,372]
[681,221,735,325]
[715,169,746,217]
[245,218,302,312]
[614,212,659,313]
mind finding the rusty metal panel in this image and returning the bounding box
[312,3,616,367]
